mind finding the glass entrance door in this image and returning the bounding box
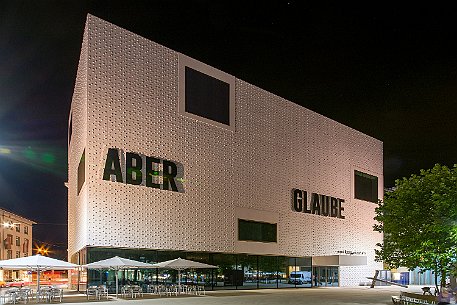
[312,266,339,287]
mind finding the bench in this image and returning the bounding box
[392,291,437,304]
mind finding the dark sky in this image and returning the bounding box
[1,1,456,256]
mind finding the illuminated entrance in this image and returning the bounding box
[312,266,339,287]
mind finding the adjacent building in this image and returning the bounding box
[0,208,35,281]
[68,14,384,289]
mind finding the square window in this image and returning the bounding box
[185,67,230,125]
[354,170,378,203]
[179,54,235,130]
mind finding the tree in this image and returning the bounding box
[374,164,457,291]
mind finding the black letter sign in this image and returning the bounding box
[126,152,143,185]
[162,160,178,191]
[103,148,123,182]
[293,189,302,212]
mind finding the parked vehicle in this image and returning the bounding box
[288,271,311,285]
[5,279,31,287]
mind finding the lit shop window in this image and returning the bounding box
[77,150,85,195]
[354,170,378,203]
[238,219,277,243]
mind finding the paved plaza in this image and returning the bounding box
[58,285,425,305]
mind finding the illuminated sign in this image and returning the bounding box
[102,148,184,193]
[292,188,345,219]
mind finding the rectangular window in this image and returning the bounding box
[16,251,20,258]
[24,226,28,235]
[185,67,230,125]
[238,219,277,243]
[77,150,85,195]
[16,236,20,247]
[355,170,378,203]
[5,234,13,249]
[23,238,29,253]
[7,250,12,259]
[15,224,20,232]
[179,54,235,130]
[68,112,73,145]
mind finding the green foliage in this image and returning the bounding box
[374,164,457,287]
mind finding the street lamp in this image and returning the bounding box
[2,222,20,229]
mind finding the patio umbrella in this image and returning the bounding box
[0,254,79,290]
[83,256,155,297]
[151,257,217,291]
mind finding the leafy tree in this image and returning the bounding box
[374,164,457,292]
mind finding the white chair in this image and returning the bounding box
[97,285,109,299]
[196,285,205,295]
[86,286,98,300]
[49,288,63,302]
[131,285,143,298]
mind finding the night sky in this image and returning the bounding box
[1,1,456,257]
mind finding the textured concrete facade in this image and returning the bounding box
[68,15,383,286]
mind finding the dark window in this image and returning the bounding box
[69,113,72,145]
[24,226,28,235]
[238,219,277,243]
[355,170,378,203]
[185,66,230,125]
[77,150,85,195]
[16,236,20,246]
[15,224,20,232]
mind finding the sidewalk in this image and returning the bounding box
[58,285,427,305]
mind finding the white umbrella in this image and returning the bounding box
[151,257,217,291]
[0,254,78,290]
[83,256,155,297]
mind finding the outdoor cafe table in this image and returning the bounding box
[0,287,34,304]
[36,287,63,303]
[121,285,143,298]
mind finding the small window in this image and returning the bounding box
[68,112,73,145]
[77,150,85,195]
[15,224,20,232]
[24,226,28,235]
[23,238,29,253]
[355,170,378,203]
[7,250,12,259]
[16,236,20,247]
[16,251,20,258]
[238,219,277,243]
[5,234,13,249]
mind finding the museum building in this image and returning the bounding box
[68,14,384,290]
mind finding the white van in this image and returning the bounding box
[288,271,311,285]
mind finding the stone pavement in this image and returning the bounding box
[61,285,428,305]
